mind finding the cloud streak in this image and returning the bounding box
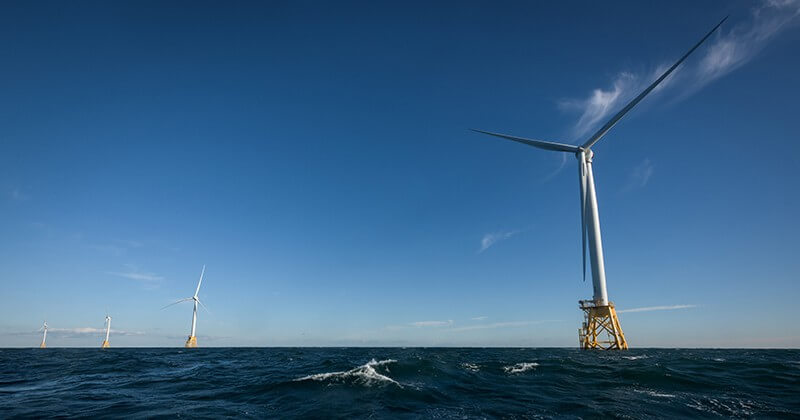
[450,320,558,332]
[623,158,655,191]
[410,320,454,328]
[560,1,800,140]
[617,304,697,314]
[108,264,163,285]
[479,229,523,253]
[108,271,164,282]
[49,327,144,336]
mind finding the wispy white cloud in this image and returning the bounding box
[560,1,800,139]
[617,304,697,314]
[471,316,488,321]
[410,320,453,328]
[450,320,558,332]
[108,264,163,285]
[50,327,144,336]
[623,158,655,191]
[108,271,163,282]
[479,229,523,253]
[559,71,638,139]
[542,153,570,182]
[692,1,800,90]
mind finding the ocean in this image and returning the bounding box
[1,348,798,418]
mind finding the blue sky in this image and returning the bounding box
[1,1,799,347]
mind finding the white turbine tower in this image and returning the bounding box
[163,265,208,348]
[473,18,726,350]
[102,312,112,349]
[38,321,47,349]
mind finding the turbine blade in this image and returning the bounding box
[581,16,728,150]
[197,299,211,315]
[161,297,192,310]
[471,129,579,153]
[194,265,205,298]
[579,157,588,282]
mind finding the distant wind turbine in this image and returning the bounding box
[38,321,47,349]
[163,265,208,348]
[472,17,727,350]
[101,312,111,349]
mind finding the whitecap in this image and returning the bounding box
[622,355,649,360]
[462,363,480,372]
[503,362,538,374]
[295,359,400,387]
[687,397,758,416]
[633,388,676,398]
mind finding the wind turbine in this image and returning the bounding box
[101,312,111,349]
[38,321,47,349]
[473,18,727,350]
[163,265,208,348]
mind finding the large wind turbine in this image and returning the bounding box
[163,265,208,348]
[473,18,727,350]
[38,321,47,349]
[101,313,112,349]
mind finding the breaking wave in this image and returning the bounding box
[462,362,480,372]
[295,358,400,387]
[503,362,539,374]
[623,355,649,360]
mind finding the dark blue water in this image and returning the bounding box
[1,348,798,418]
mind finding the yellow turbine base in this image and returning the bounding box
[39,343,46,349]
[185,336,198,348]
[578,301,628,350]
[101,340,110,349]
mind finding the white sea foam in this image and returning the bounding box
[462,363,480,372]
[634,388,676,398]
[503,362,539,374]
[687,397,759,416]
[623,355,649,360]
[295,359,400,387]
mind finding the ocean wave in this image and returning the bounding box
[2,349,797,417]
[462,363,479,372]
[623,355,649,360]
[633,388,676,398]
[503,362,538,374]
[295,359,400,387]
[687,397,761,416]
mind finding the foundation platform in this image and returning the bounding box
[578,300,628,350]
[185,336,198,348]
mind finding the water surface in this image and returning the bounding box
[1,348,798,418]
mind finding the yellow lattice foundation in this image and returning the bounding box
[578,300,628,350]
[39,342,46,349]
[101,340,110,349]
[185,336,198,348]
